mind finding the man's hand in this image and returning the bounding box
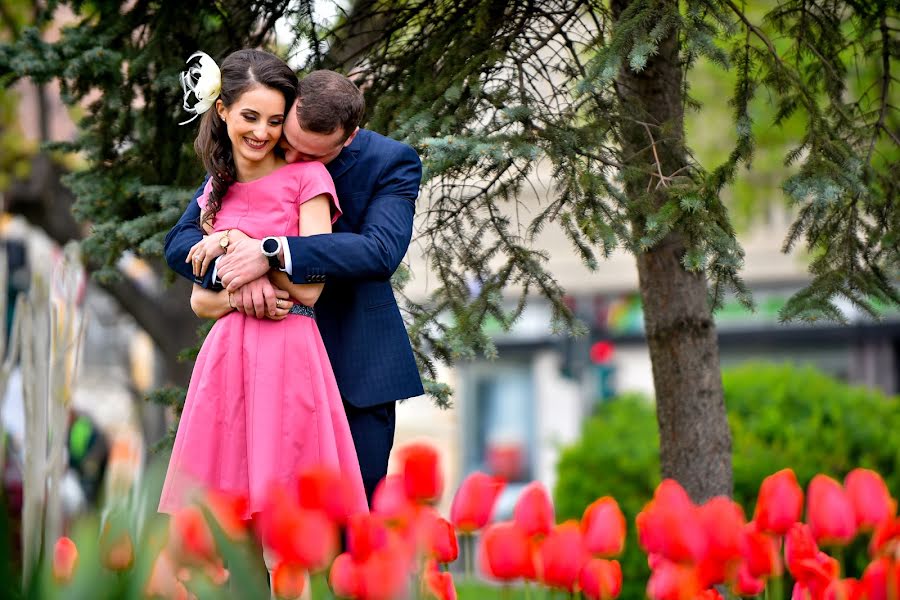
[217,236,270,291]
[230,276,288,318]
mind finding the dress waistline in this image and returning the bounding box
[289,304,315,318]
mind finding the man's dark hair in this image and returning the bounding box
[296,70,365,141]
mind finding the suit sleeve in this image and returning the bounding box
[285,143,421,284]
[164,177,219,288]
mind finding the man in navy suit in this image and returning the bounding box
[164,70,424,501]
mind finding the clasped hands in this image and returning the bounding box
[186,229,288,319]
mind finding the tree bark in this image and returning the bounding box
[611,0,732,502]
[4,153,200,387]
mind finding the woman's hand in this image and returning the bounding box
[186,228,245,278]
[265,295,295,321]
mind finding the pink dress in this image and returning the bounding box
[158,162,368,519]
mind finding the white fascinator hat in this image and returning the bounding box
[179,51,221,125]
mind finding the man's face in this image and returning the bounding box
[281,99,358,165]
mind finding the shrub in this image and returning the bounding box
[554,362,900,599]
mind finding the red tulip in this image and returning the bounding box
[372,474,416,529]
[860,557,900,600]
[272,562,306,599]
[173,580,196,600]
[297,467,356,524]
[427,516,459,563]
[399,443,444,504]
[513,481,554,538]
[741,521,782,579]
[870,516,900,557]
[347,513,391,562]
[356,544,412,600]
[52,537,78,584]
[205,490,249,539]
[259,486,338,571]
[637,480,707,563]
[694,590,724,600]
[479,521,532,581]
[450,472,505,533]
[784,525,840,599]
[698,496,745,576]
[794,552,840,597]
[754,468,804,535]
[204,561,230,586]
[582,496,626,557]
[692,497,747,588]
[424,559,457,600]
[145,550,179,598]
[844,469,895,531]
[100,527,134,571]
[580,558,622,600]
[807,475,857,545]
[373,485,427,555]
[329,553,360,599]
[732,563,766,596]
[823,578,862,600]
[537,520,586,592]
[170,506,217,565]
[785,523,819,580]
[792,582,813,600]
[646,559,702,600]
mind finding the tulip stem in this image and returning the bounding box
[464,534,474,582]
[767,576,783,600]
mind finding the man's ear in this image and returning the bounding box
[343,127,360,148]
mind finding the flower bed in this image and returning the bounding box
[46,442,899,599]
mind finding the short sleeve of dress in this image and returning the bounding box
[196,179,214,213]
[294,162,342,224]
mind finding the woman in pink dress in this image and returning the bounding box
[157,50,368,533]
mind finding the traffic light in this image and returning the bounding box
[590,340,617,401]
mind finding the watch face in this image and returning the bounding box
[262,238,279,254]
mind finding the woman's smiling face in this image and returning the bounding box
[216,84,286,167]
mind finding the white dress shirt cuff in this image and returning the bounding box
[280,236,292,275]
[211,256,221,285]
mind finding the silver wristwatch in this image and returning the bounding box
[261,236,282,269]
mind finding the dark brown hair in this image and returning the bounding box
[194,49,298,226]
[295,70,365,142]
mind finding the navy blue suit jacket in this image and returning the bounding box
[164,129,425,407]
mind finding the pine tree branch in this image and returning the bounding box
[719,0,856,128]
[870,10,900,158]
[517,2,584,64]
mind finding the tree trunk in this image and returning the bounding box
[611,0,732,502]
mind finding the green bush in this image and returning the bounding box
[554,393,658,600]
[554,362,900,599]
